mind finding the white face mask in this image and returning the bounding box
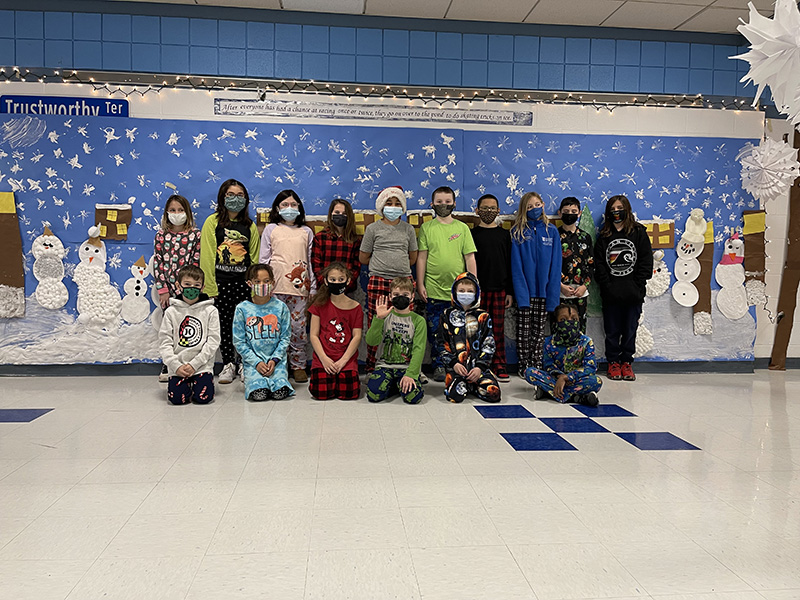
[168,212,187,226]
[456,292,476,307]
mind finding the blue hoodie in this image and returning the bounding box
[510,219,562,311]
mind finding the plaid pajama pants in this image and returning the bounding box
[365,275,393,371]
[309,368,361,400]
[481,290,508,374]
[516,297,548,372]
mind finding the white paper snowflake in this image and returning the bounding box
[737,137,800,202]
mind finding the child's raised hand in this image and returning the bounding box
[375,296,391,319]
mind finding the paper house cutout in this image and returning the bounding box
[641,220,676,249]
[94,204,132,241]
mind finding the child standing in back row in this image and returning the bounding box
[417,186,477,382]
[470,193,513,381]
[308,262,364,400]
[557,197,594,333]
[359,187,418,372]
[260,189,316,383]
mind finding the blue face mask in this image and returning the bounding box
[279,207,300,222]
[224,194,246,213]
[383,206,403,221]
[456,292,476,307]
[527,207,543,221]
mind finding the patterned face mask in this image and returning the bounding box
[251,282,273,297]
[477,207,499,224]
[553,318,581,346]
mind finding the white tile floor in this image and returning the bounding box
[0,371,799,599]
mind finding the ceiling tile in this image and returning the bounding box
[446,0,536,22]
[624,0,713,4]
[282,0,365,13]
[677,6,749,32]
[364,0,450,18]
[195,0,282,7]
[525,0,624,26]
[711,0,775,12]
[602,1,705,29]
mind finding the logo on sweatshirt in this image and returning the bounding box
[606,238,637,277]
[178,315,203,347]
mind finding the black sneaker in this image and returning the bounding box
[272,386,293,400]
[577,392,599,407]
[158,363,169,383]
[248,388,271,402]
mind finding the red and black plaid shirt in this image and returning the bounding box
[311,229,362,291]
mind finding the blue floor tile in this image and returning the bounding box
[540,417,609,433]
[475,404,535,419]
[0,408,53,422]
[500,432,577,451]
[572,404,637,417]
[616,432,700,451]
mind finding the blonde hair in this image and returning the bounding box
[160,195,196,231]
[390,276,415,294]
[511,191,549,243]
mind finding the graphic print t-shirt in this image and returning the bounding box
[215,221,252,281]
[309,300,363,373]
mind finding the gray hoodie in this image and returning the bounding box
[158,295,221,376]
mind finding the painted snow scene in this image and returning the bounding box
[0,112,759,364]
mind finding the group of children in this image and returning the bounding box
[155,180,653,407]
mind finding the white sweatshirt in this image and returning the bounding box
[158,296,221,376]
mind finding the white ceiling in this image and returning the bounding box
[111,0,779,33]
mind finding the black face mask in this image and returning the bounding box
[433,204,454,218]
[561,213,579,226]
[391,295,411,310]
[327,280,347,295]
[331,214,348,228]
[611,209,626,223]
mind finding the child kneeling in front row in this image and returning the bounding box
[232,263,294,401]
[308,262,363,400]
[523,303,601,407]
[438,273,501,403]
[365,276,427,404]
[159,265,221,405]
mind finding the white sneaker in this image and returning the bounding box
[218,363,237,384]
[158,364,169,383]
[419,372,429,385]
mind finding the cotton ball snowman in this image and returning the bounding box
[32,226,69,309]
[72,225,122,325]
[634,313,654,358]
[715,233,749,320]
[121,256,152,324]
[646,250,671,297]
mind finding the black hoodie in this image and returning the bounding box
[593,223,653,305]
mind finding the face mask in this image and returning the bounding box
[168,212,187,226]
[433,204,454,218]
[181,286,201,301]
[251,282,273,297]
[279,207,300,222]
[327,280,347,295]
[611,209,626,224]
[383,206,403,221]
[553,319,581,346]
[391,295,411,310]
[456,292,475,307]
[331,214,348,228]
[477,207,498,224]
[224,195,246,213]
[527,207,543,221]
[560,213,579,226]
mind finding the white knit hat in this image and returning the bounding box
[375,186,406,216]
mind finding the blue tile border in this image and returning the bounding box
[474,405,535,419]
[501,432,577,451]
[615,432,700,451]
[0,408,53,422]
[540,417,609,433]
[571,404,637,418]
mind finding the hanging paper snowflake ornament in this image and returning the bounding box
[737,137,800,202]
[733,0,800,128]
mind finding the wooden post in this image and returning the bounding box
[769,129,800,370]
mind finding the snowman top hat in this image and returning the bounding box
[134,256,147,268]
[86,225,103,247]
[43,225,54,236]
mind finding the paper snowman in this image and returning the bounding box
[715,233,749,320]
[671,209,706,309]
[646,250,671,297]
[72,225,122,325]
[31,226,69,309]
[121,256,152,324]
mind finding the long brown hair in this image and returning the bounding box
[160,194,196,231]
[599,194,637,237]
[308,261,350,310]
[511,191,550,243]
[214,179,253,228]
[326,198,357,244]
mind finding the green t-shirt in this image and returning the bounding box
[418,219,477,301]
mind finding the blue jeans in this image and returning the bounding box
[426,299,450,370]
